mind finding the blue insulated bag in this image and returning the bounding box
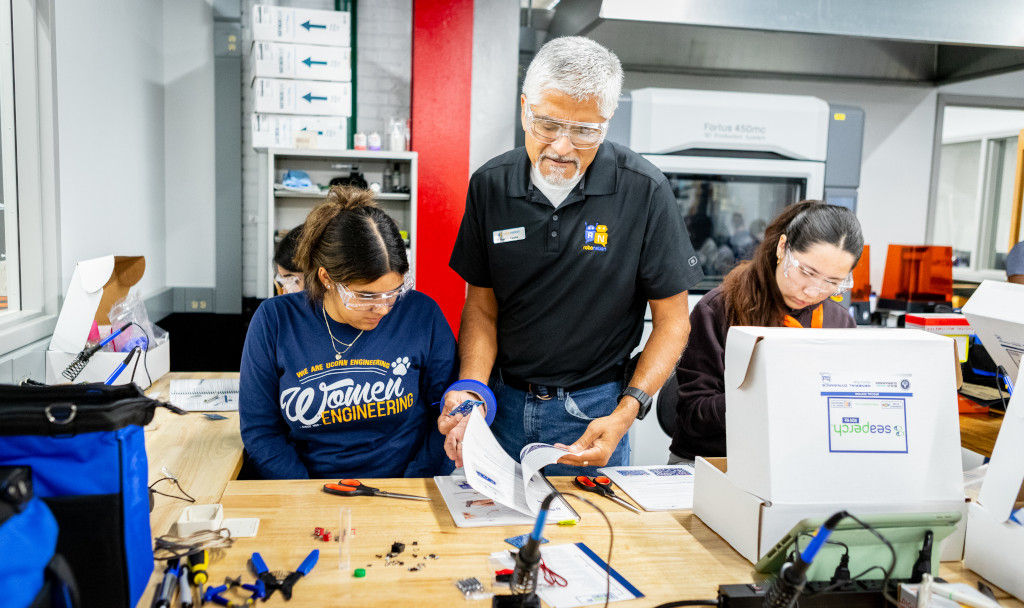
[0,466,79,608]
[0,382,171,608]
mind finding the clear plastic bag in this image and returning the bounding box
[108,290,168,352]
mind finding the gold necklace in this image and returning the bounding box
[322,303,363,360]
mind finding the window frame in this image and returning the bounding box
[0,0,61,355]
[927,94,1024,283]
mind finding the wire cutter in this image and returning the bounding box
[249,550,318,601]
[322,479,430,501]
[572,475,641,513]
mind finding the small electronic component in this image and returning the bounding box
[455,577,485,598]
[353,568,366,578]
[391,541,405,554]
[449,399,485,417]
[504,534,549,549]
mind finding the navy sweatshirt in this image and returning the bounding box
[239,291,457,479]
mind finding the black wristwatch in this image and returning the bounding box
[619,386,653,420]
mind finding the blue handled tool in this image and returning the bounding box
[249,549,319,601]
[104,346,141,385]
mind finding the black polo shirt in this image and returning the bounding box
[449,140,703,387]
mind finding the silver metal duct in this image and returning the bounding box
[541,0,1024,84]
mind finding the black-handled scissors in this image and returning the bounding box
[573,475,640,513]
[322,479,430,502]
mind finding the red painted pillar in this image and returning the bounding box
[411,0,474,333]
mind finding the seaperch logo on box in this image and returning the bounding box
[827,396,909,453]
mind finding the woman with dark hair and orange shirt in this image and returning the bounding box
[669,200,864,464]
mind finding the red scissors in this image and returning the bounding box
[572,475,640,513]
[322,479,430,502]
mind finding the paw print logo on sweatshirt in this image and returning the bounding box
[391,357,410,376]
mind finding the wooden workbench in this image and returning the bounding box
[959,410,1005,458]
[140,372,244,607]
[136,372,1018,607]
[211,478,1021,607]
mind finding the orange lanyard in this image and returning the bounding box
[783,304,824,329]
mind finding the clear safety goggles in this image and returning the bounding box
[274,273,303,294]
[782,247,853,297]
[336,274,414,311]
[524,105,608,150]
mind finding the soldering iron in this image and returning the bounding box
[762,511,848,608]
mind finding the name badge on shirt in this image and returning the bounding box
[493,227,526,244]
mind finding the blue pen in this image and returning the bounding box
[104,346,141,385]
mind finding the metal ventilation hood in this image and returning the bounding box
[541,0,1024,84]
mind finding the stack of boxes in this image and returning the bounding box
[250,4,351,150]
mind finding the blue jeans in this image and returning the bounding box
[489,374,630,477]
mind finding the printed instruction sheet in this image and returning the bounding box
[490,542,643,608]
[597,464,695,511]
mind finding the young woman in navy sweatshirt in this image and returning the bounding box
[240,186,456,479]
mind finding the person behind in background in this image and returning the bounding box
[1007,241,1024,285]
[240,186,456,479]
[442,36,703,475]
[669,201,863,464]
[273,225,305,295]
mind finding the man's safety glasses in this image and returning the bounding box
[782,248,853,297]
[335,274,414,311]
[524,105,607,150]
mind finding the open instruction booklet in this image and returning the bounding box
[434,407,578,526]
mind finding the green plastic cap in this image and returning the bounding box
[353,568,366,578]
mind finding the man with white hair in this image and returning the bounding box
[442,37,703,474]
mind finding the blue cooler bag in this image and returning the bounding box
[0,382,170,608]
[0,466,79,608]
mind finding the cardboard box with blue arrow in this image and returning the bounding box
[252,4,350,47]
[251,42,350,82]
[253,77,351,117]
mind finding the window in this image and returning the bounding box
[0,0,60,354]
[0,0,15,313]
[929,100,1024,279]
[663,173,805,285]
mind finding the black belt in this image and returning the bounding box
[499,365,624,400]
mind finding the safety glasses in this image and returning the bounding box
[335,274,414,311]
[274,273,303,294]
[524,105,608,150]
[782,248,853,297]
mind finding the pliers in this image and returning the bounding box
[248,550,319,601]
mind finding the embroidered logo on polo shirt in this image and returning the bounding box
[493,227,526,244]
[582,222,608,252]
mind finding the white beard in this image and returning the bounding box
[536,162,580,186]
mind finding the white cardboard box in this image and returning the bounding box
[693,457,968,564]
[252,77,350,117]
[962,285,1024,600]
[693,327,968,564]
[251,113,348,150]
[251,41,350,81]
[961,279,1024,381]
[251,4,349,47]
[45,256,169,389]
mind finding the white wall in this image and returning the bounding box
[470,0,519,173]
[623,68,1024,289]
[54,0,166,297]
[163,0,216,288]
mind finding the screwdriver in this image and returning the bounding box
[187,550,210,597]
[177,564,192,608]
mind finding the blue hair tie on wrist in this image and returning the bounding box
[442,379,497,426]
